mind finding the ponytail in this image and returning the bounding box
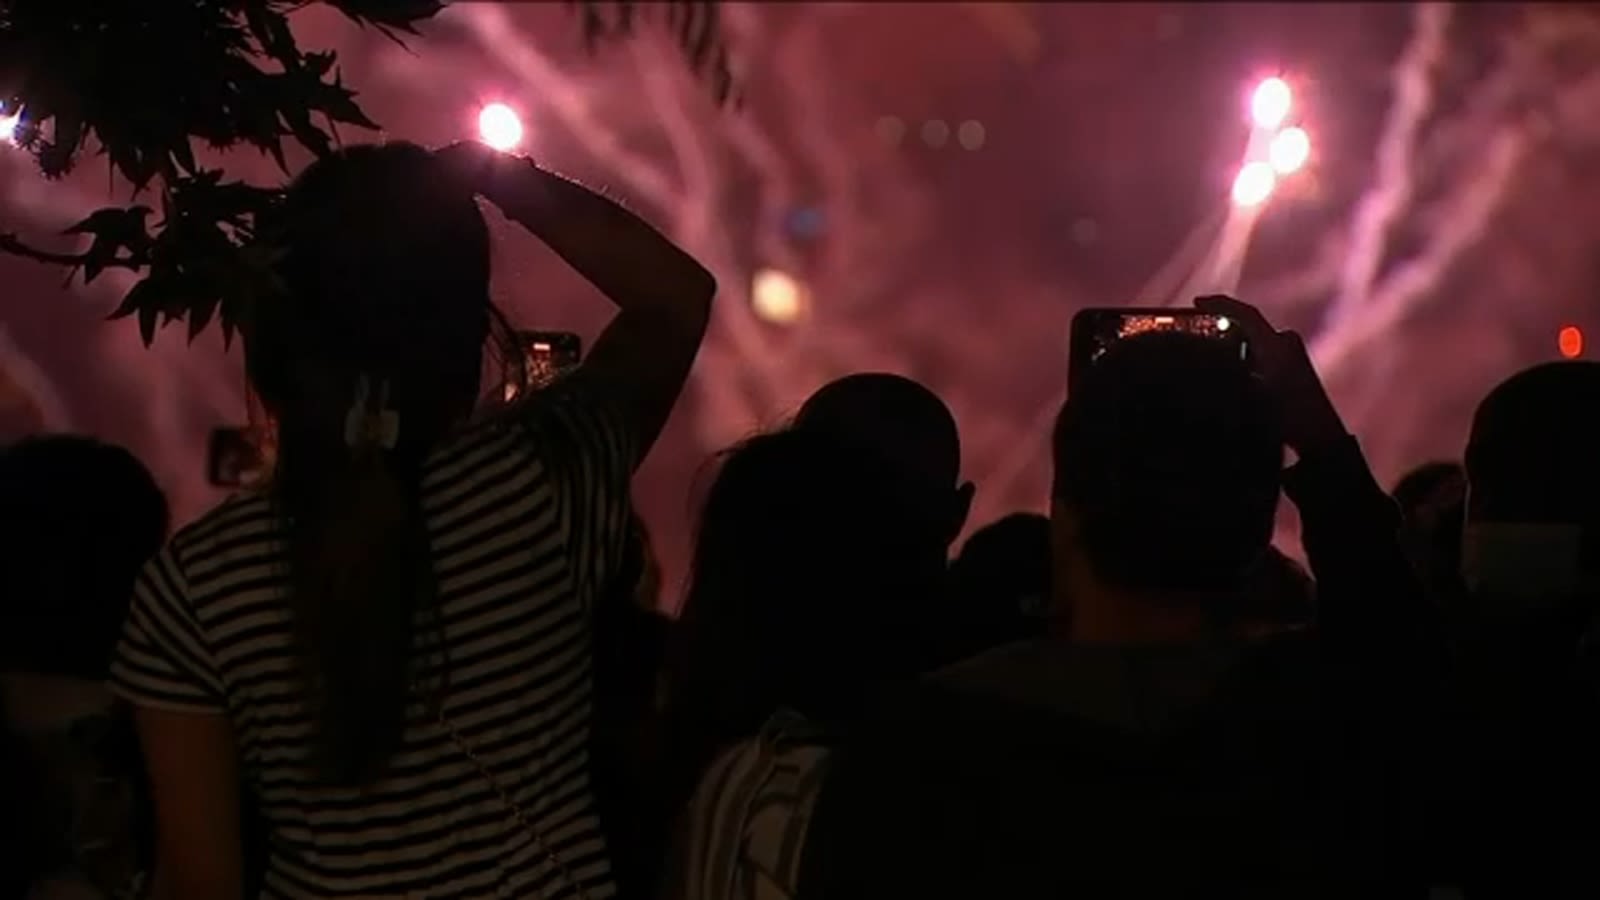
[275,394,440,785]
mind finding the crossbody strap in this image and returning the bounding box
[432,700,594,900]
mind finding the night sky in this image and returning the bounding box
[2,2,1597,602]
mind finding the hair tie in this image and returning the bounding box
[343,375,401,451]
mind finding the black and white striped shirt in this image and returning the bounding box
[111,377,634,899]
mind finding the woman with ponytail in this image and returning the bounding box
[110,141,714,899]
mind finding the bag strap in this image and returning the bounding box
[430,697,594,900]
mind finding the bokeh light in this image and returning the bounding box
[1559,325,1584,359]
[0,108,19,144]
[783,207,827,241]
[1251,77,1292,130]
[751,268,807,325]
[958,120,987,151]
[1231,161,1278,208]
[875,115,906,146]
[477,102,524,151]
[1269,126,1312,174]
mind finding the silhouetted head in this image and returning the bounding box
[0,436,168,679]
[794,373,973,549]
[240,142,519,784]
[247,141,504,439]
[663,428,944,807]
[1052,332,1282,621]
[948,513,1052,656]
[1463,362,1600,598]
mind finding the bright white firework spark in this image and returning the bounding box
[477,102,524,151]
[1269,126,1311,174]
[1251,77,1292,130]
[1231,160,1277,208]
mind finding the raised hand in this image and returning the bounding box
[432,140,507,196]
[1195,295,1348,455]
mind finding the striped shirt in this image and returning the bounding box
[110,376,635,899]
[674,711,832,900]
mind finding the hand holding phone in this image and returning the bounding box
[433,140,505,195]
[506,330,583,401]
[1193,296,1347,453]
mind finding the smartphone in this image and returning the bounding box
[1068,308,1248,390]
[207,427,269,488]
[506,331,583,401]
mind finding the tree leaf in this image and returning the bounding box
[314,72,380,130]
[188,296,219,342]
[137,303,160,346]
[108,282,146,321]
[83,238,112,283]
[169,135,198,176]
[64,208,128,237]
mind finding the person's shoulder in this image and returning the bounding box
[427,412,536,472]
[519,372,637,458]
[934,640,1059,691]
[450,376,613,457]
[705,712,833,786]
[164,491,277,578]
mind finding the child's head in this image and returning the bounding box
[0,436,168,679]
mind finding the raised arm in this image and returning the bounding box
[440,143,717,468]
[1195,295,1436,657]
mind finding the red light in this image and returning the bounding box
[1559,326,1584,359]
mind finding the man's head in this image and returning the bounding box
[1463,362,1600,598]
[794,373,973,548]
[1052,332,1283,619]
[0,436,169,679]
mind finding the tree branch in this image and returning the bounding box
[0,232,141,271]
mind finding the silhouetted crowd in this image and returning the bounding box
[3,142,1598,899]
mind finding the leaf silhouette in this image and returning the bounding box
[137,302,160,346]
[189,296,220,342]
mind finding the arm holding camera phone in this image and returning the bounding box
[1193,296,1347,456]
[437,142,715,621]
[1195,297,1438,706]
[437,142,716,468]
[1194,298,1440,879]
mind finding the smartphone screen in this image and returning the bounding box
[506,331,583,401]
[207,427,269,488]
[1068,308,1248,390]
